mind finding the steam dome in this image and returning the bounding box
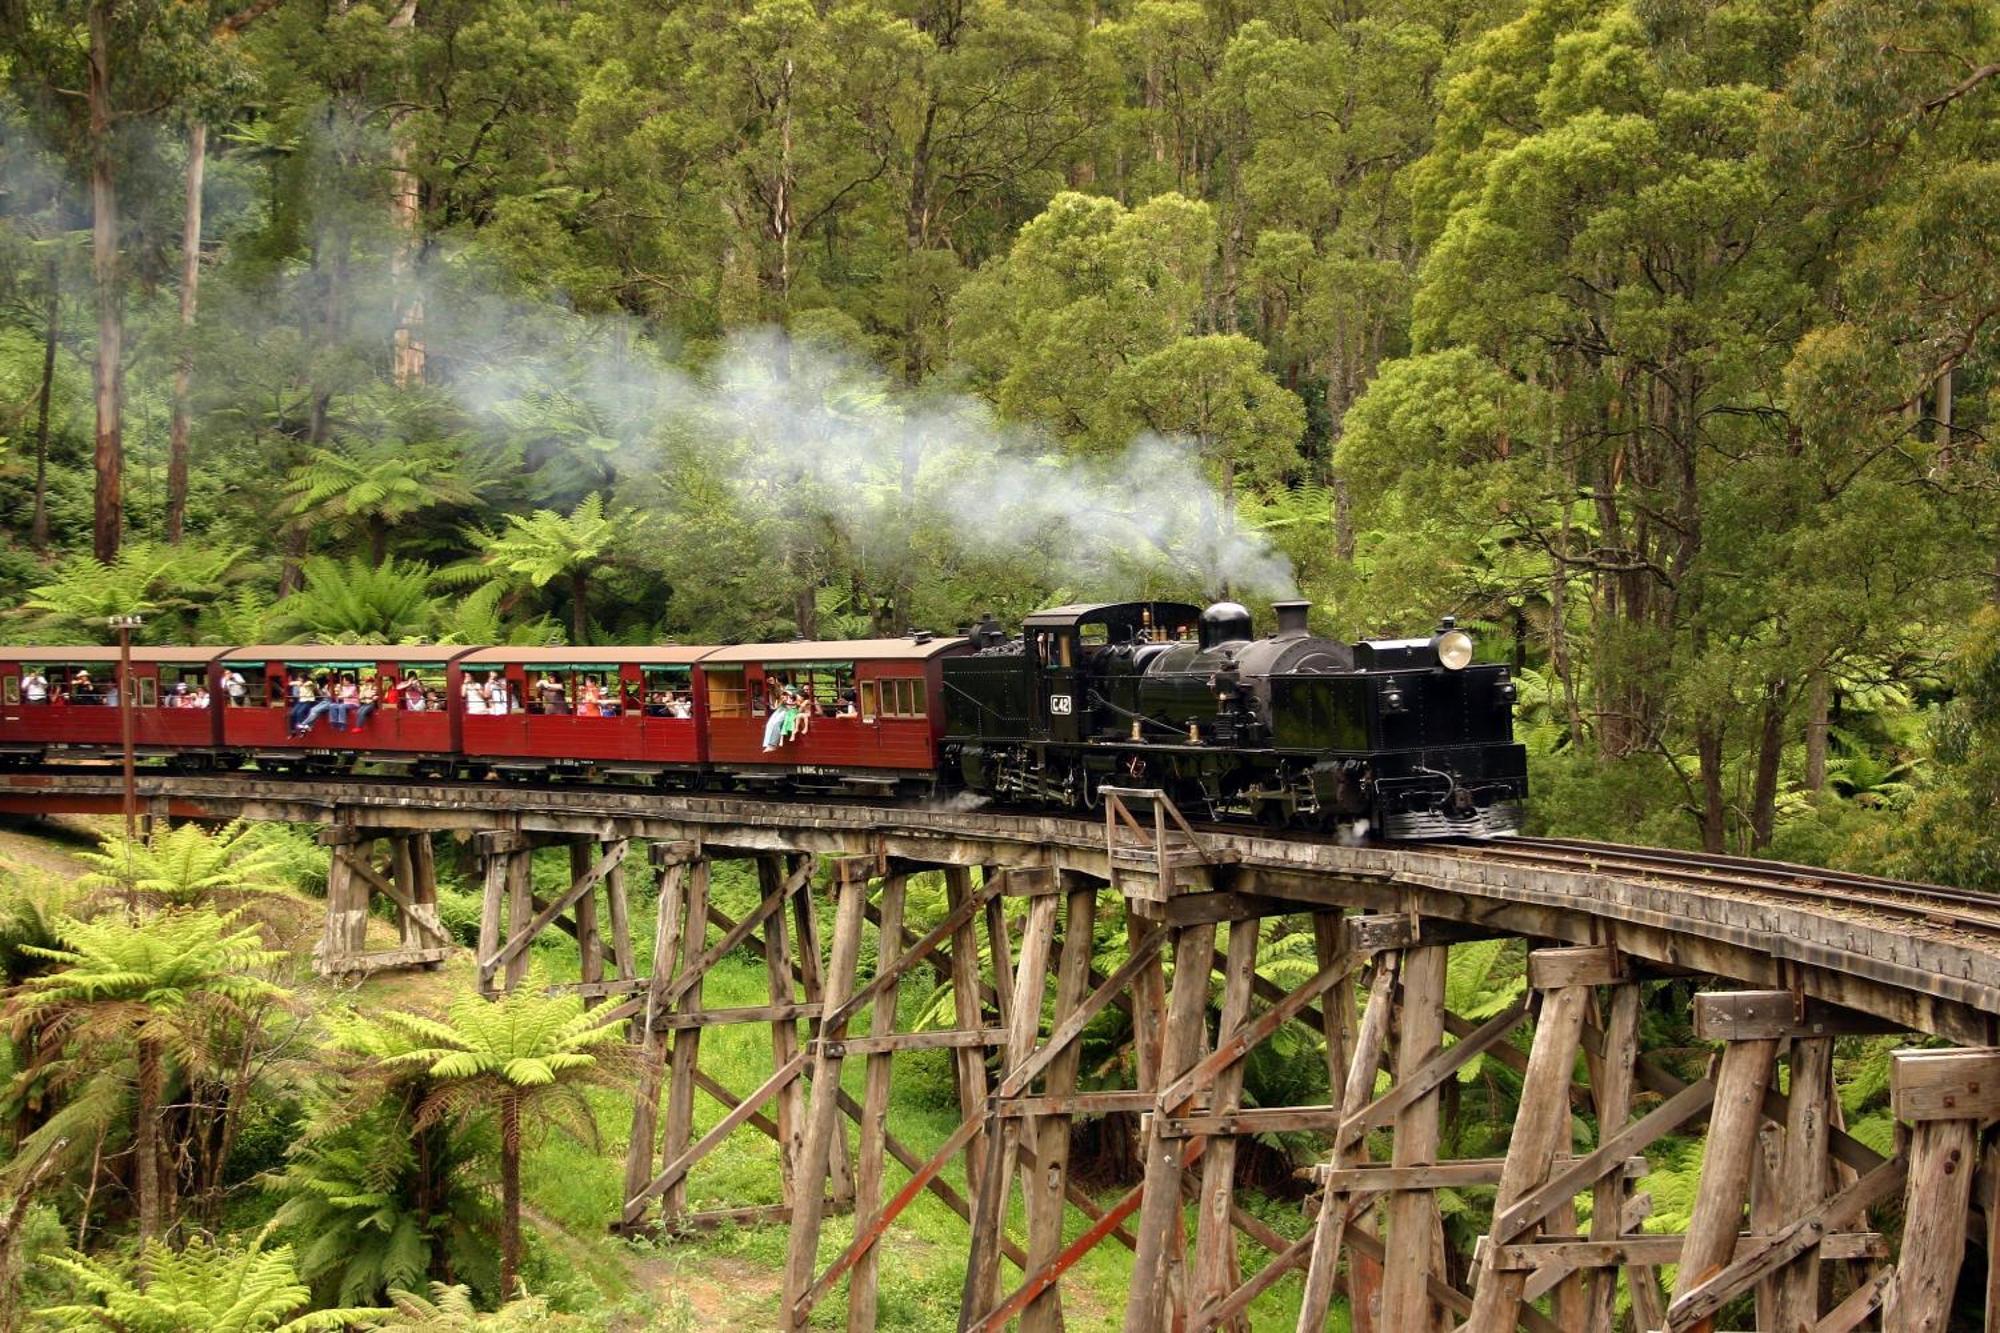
[1199,601,1254,649]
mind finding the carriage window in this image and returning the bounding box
[2,677,16,705]
[138,677,158,707]
[767,663,856,717]
[878,678,928,718]
[707,667,750,719]
[859,680,878,720]
[396,664,448,713]
[642,666,694,717]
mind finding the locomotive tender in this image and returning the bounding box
[0,598,1526,839]
[942,599,1526,838]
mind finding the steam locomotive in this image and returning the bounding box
[0,598,1525,840]
[942,600,1526,838]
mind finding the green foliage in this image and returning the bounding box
[378,1282,584,1330]
[18,908,287,1016]
[76,821,295,915]
[37,1231,388,1332]
[17,542,249,642]
[275,557,442,645]
[264,1105,498,1308]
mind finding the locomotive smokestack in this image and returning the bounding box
[1273,599,1311,638]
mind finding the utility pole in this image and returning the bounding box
[108,613,142,845]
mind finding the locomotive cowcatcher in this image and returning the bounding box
[940,599,1526,837]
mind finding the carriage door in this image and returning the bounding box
[1045,630,1082,744]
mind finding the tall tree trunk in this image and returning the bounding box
[387,0,424,387]
[31,257,57,554]
[1696,717,1727,854]
[570,571,589,643]
[1803,670,1830,792]
[134,1037,163,1245]
[86,0,123,564]
[500,1091,521,1297]
[166,122,206,545]
[1749,681,1787,850]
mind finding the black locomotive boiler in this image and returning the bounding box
[940,599,1527,838]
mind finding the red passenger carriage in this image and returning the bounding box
[700,637,968,790]
[217,646,473,765]
[0,647,225,760]
[458,647,708,778]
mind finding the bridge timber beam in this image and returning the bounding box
[10,770,2000,1328]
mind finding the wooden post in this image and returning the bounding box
[943,866,990,1213]
[1380,944,1447,1333]
[781,860,869,1329]
[502,848,532,991]
[793,860,855,1207]
[623,855,687,1214]
[763,855,806,1204]
[1884,1118,1977,1331]
[1883,1047,1999,1332]
[411,832,441,970]
[659,858,709,1227]
[476,841,507,997]
[1121,921,1217,1333]
[848,871,906,1333]
[1773,1036,1834,1331]
[1021,879,1098,1333]
[966,885,1059,1319]
[1670,1034,1778,1333]
[572,842,602,999]
[604,838,635,983]
[320,845,354,969]
[1464,981,1589,1333]
[1584,982,1652,1333]
[392,836,418,948]
[1192,917,1260,1331]
[1983,1133,2000,1333]
[1296,957,1397,1333]
[1750,1120,1785,1330]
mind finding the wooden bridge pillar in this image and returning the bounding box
[315,825,451,976]
[1883,1047,2000,1332]
[474,829,633,998]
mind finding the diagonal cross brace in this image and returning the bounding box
[1492,1077,1717,1246]
[1333,999,1530,1151]
[339,847,451,946]
[1663,1153,1909,1330]
[1155,945,1357,1117]
[481,840,627,979]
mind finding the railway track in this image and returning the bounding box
[1447,833,2000,935]
[14,760,1999,938]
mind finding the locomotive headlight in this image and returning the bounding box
[1434,628,1474,671]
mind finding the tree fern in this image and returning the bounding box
[273,556,439,644]
[37,1230,389,1331]
[77,821,297,919]
[372,981,630,1296]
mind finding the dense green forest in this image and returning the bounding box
[0,0,1998,1326]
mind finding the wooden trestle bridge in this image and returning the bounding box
[4,770,2000,1332]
